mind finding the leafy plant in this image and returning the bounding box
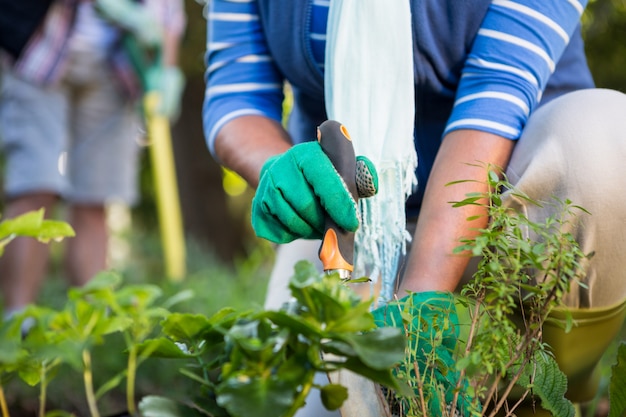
[3,270,194,417]
[139,260,410,417]
[1,257,407,417]
[385,165,592,417]
[0,208,75,257]
[0,209,75,415]
[1,180,622,417]
[608,342,626,417]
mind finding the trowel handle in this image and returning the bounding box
[317,120,358,279]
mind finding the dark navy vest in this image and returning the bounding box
[257,0,594,216]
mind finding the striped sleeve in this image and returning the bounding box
[444,0,588,140]
[310,0,330,69]
[203,0,285,156]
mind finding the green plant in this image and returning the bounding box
[383,165,594,417]
[139,260,410,417]
[1,256,407,417]
[2,186,624,417]
[2,270,195,417]
[454,167,592,417]
[0,208,75,257]
[0,209,75,415]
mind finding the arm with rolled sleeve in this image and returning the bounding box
[400,0,589,295]
[203,0,291,186]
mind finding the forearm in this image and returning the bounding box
[214,115,292,188]
[399,129,515,295]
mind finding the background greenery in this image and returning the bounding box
[3,0,626,415]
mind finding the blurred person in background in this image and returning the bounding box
[0,0,186,320]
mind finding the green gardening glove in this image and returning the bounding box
[372,291,478,417]
[251,141,378,243]
[146,65,185,121]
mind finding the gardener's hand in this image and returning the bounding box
[251,141,378,243]
[372,291,477,417]
[95,0,163,47]
[146,65,185,121]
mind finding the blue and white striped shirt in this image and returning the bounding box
[204,0,588,156]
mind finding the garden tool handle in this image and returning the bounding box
[317,120,359,279]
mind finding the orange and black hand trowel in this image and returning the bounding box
[317,119,377,280]
[317,119,359,280]
[316,120,390,417]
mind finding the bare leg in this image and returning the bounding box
[0,193,57,312]
[64,204,108,287]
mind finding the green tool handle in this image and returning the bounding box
[317,120,359,278]
[122,35,162,93]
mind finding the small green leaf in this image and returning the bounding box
[340,356,412,397]
[518,354,575,417]
[320,383,348,410]
[138,395,182,417]
[217,374,296,417]
[0,209,75,242]
[328,327,405,370]
[34,220,76,242]
[161,289,195,310]
[291,260,323,288]
[161,313,212,341]
[77,270,123,293]
[608,342,626,417]
[488,170,500,184]
[136,338,195,359]
[0,210,44,238]
[262,310,324,340]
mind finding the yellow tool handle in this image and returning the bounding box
[144,92,186,281]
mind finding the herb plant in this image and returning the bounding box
[386,165,593,417]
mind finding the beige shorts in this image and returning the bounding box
[0,48,141,205]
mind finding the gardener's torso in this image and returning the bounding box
[257,0,594,216]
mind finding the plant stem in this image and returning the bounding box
[39,363,47,417]
[487,358,530,417]
[0,385,10,417]
[411,360,427,416]
[83,349,101,417]
[451,297,483,415]
[282,372,315,417]
[126,345,138,416]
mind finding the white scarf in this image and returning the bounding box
[325,0,417,303]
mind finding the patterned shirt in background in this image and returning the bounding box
[4,0,186,97]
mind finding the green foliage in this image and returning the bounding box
[143,260,409,417]
[454,166,590,416]
[517,353,575,417]
[0,271,192,417]
[0,209,74,257]
[0,184,623,417]
[608,342,626,417]
[138,395,182,417]
[583,0,626,92]
[385,165,591,417]
[0,256,407,417]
